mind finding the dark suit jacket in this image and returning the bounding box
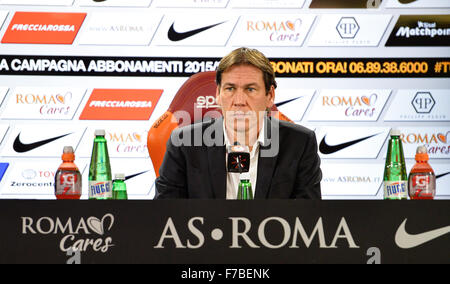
[154,117,322,199]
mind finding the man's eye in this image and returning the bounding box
[225,87,234,92]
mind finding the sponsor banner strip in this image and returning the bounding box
[0,200,449,264]
[0,55,448,77]
[271,57,450,78]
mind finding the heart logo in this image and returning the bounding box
[286,19,302,31]
[437,131,449,144]
[56,92,72,104]
[286,21,295,31]
[133,132,142,142]
[361,96,370,106]
[362,93,378,106]
[56,95,65,104]
[87,213,114,236]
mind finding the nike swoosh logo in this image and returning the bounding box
[125,170,149,181]
[275,97,302,108]
[319,133,379,155]
[436,172,450,179]
[395,219,450,249]
[13,132,72,153]
[168,21,225,41]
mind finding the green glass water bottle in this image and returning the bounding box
[383,128,408,200]
[113,173,128,200]
[88,129,113,200]
[237,172,253,200]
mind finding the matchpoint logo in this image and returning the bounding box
[386,15,450,46]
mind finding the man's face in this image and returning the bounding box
[216,64,274,136]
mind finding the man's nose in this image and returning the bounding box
[233,89,246,106]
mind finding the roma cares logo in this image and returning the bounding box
[246,18,303,42]
[322,93,379,118]
[79,89,163,120]
[2,12,86,44]
[437,132,449,144]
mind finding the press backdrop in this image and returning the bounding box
[0,0,448,199]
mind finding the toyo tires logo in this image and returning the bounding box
[21,213,115,253]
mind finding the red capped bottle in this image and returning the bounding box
[408,146,436,200]
[55,146,82,200]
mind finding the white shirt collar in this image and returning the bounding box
[222,118,266,150]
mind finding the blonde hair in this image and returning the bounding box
[216,47,277,93]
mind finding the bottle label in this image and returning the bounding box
[412,174,429,188]
[55,170,81,197]
[409,173,435,199]
[89,181,113,199]
[384,181,407,199]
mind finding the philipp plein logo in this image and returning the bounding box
[319,133,379,154]
[395,219,450,249]
[168,21,225,41]
[13,132,71,153]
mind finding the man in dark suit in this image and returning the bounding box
[155,48,322,199]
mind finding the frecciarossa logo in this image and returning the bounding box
[79,89,163,120]
[2,12,86,44]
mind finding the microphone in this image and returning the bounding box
[227,142,250,173]
[228,142,253,200]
